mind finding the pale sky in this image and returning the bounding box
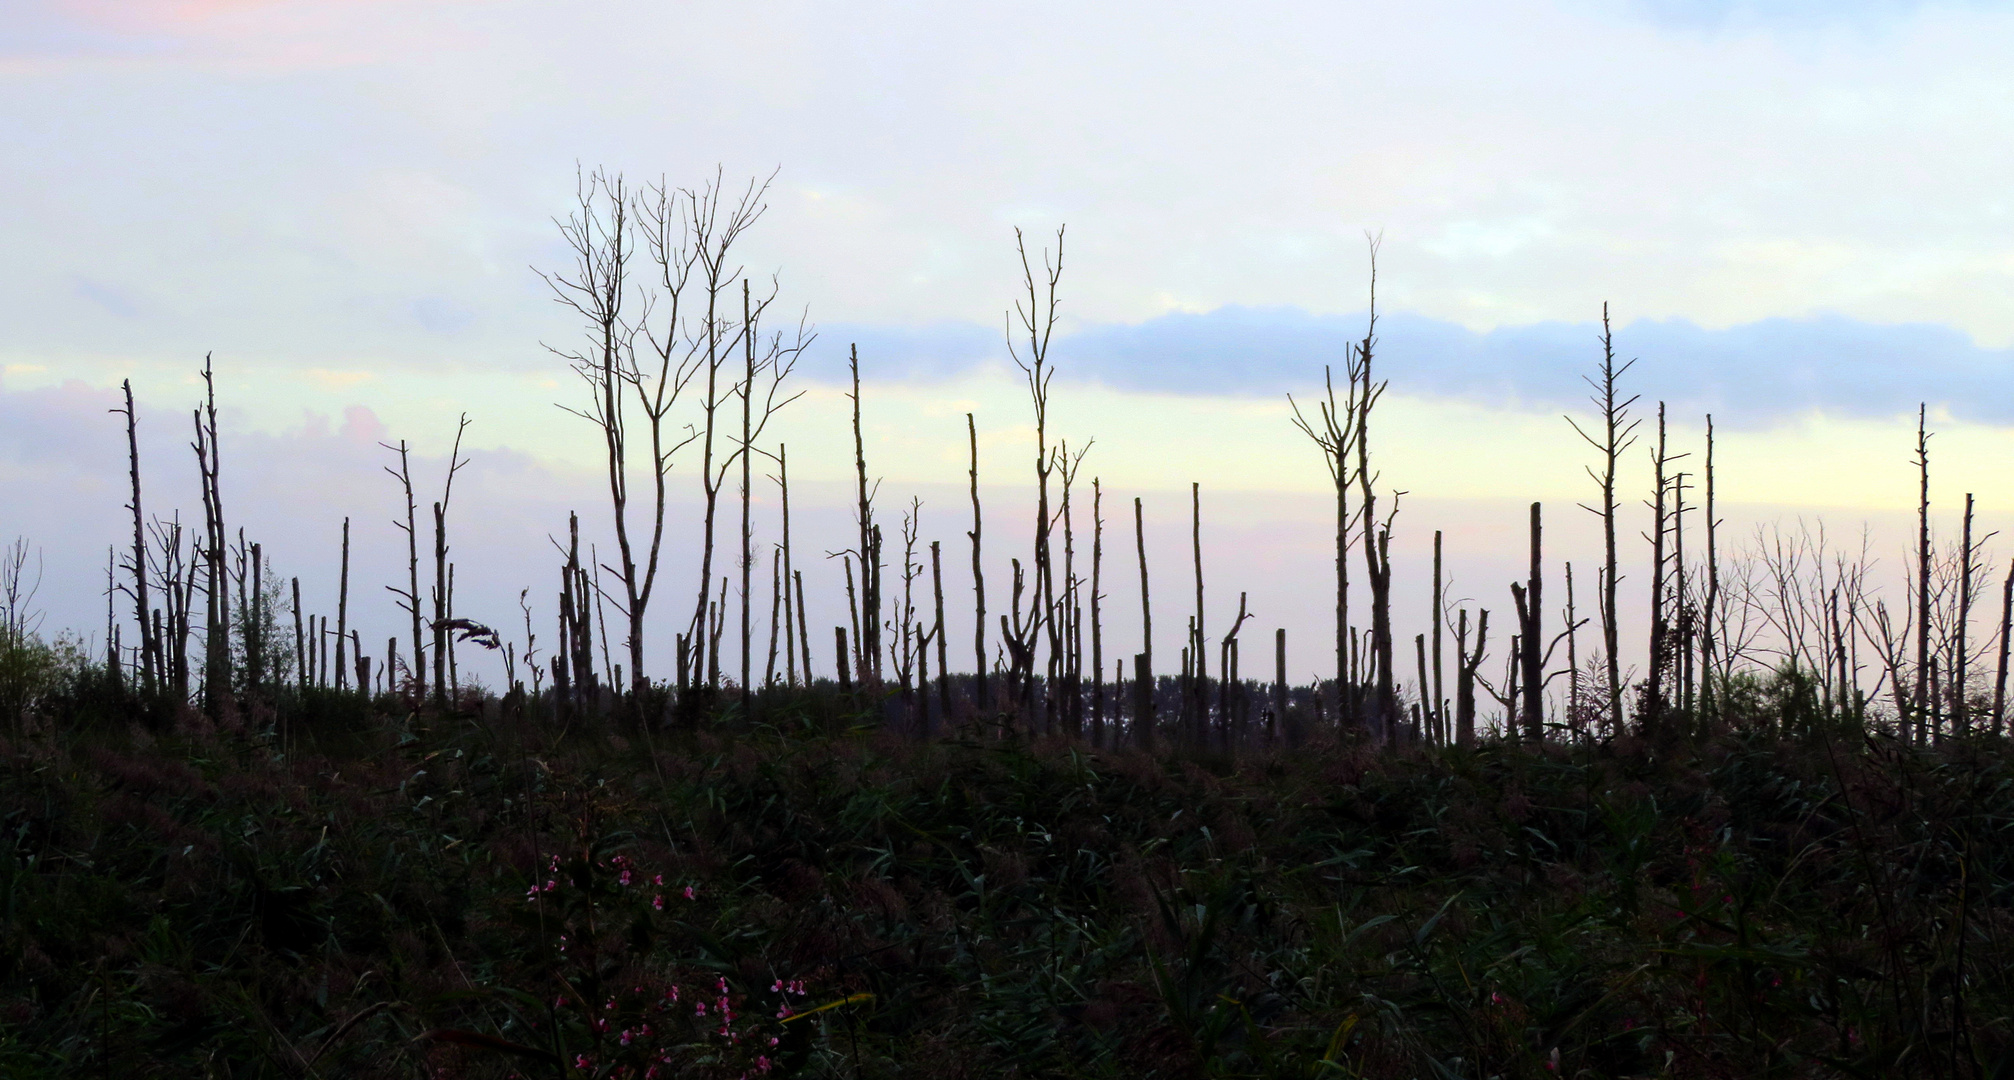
[5,0,2014,693]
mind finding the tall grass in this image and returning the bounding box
[2,671,2010,1077]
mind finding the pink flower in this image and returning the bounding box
[683,885,696,900]
[653,894,664,911]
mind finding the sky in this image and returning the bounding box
[5,0,2014,699]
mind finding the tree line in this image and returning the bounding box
[12,166,2007,753]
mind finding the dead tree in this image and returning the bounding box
[1994,558,2014,735]
[680,172,775,691]
[1134,496,1154,747]
[1455,608,1489,747]
[430,415,471,710]
[1565,562,1582,736]
[113,380,157,694]
[931,540,950,726]
[1007,227,1066,724]
[1090,477,1106,746]
[1509,502,1545,741]
[968,413,989,710]
[794,571,811,685]
[383,439,424,700]
[764,548,783,688]
[1057,440,1092,737]
[1702,415,1721,729]
[846,347,883,685]
[1349,241,1399,742]
[1643,404,1673,735]
[891,501,923,719]
[335,517,350,691]
[1566,305,1640,738]
[1191,482,1207,745]
[1431,529,1445,743]
[1958,493,1977,733]
[291,577,307,688]
[1915,404,1932,743]
[1272,628,1288,746]
[734,280,808,702]
[191,356,229,713]
[1289,360,1359,729]
[1218,592,1250,748]
[776,447,797,685]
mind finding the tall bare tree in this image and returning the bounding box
[681,172,775,690]
[1914,404,1933,743]
[1350,240,1399,741]
[382,439,424,699]
[1567,306,1640,737]
[1290,359,1360,728]
[1006,226,1066,719]
[429,415,471,710]
[967,414,988,710]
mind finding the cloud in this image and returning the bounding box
[1623,0,2004,32]
[823,306,2014,429]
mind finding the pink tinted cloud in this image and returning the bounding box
[14,0,458,71]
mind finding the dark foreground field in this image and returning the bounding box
[4,681,2011,1079]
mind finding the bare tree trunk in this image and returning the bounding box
[765,548,782,689]
[291,577,306,688]
[1568,305,1640,738]
[1993,558,2013,735]
[116,380,156,694]
[1674,471,1691,726]
[1135,496,1153,747]
[834,627,851,696]
[1091,478,1105,747]
[335,517,350,691]
[1292,360,1357,733]
[1916,403,1933,744]
[794,571,812,685]
[1958,492,1976,734]
[1511,503,1544,741]
[968,413,988,710]
[1456,608,1487,747]
[843,555,862,682]
[1273,628,1287,747]
[932,540,950,727]
[1565,562,1580,738]
[1646,404,1670,736]
[1432,529,1445,743]
[1349,247,1397,742]
[740,281,755,703]
[384,439,424,701]
[1703,415,1720,730]
[850,347,880,685]
[1008,227,1065,722]
[192,356,229,715]
[779,445,796,685]
[1191,482,1206,746]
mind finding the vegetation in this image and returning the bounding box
[2,675,2012,1078]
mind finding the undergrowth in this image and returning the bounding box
[4,687,2013,1078]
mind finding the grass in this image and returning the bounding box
[3,676,2013,1078]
